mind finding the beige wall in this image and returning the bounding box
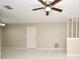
[36,23,67,49]
[2,23,67,49]
[2,24,26,48]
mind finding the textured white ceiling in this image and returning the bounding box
[0,0,79,23]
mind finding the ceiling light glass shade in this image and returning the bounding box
[1,23,6,26]
[49,0,54,2]
[0,19,6,26]
[43,0,54,2]
[43,0,46,2]
[45,7,51,11]
[0,23,6,26]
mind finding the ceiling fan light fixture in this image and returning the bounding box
[0,23,6,26]
[43,0,47,2]
[45,7,51,11]
[49,0,54,2]
[33,0,63,16]
[0,19,6,27]
[43,0,54,2]
[1,23,6,26]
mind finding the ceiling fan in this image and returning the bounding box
[32,0,63,16]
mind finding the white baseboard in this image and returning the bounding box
[35,48,66,51]
[1,47,66,51]
[67,54,79,56]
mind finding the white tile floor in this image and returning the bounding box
[1,48,79,59]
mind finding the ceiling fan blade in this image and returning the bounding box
[32,7,45,11]
[46,11,49,16]
[38,0,47,6]
[50,0,61,6]
[51,7,63,12]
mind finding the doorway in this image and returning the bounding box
[26,27,37,48]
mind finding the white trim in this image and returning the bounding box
[67,16,69,38]
[67,54,79,56]
[67,38,79,39]
[35,48,66,51]
[76,17,78,38]
[1,47,66,51]
[72,17,73,38]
